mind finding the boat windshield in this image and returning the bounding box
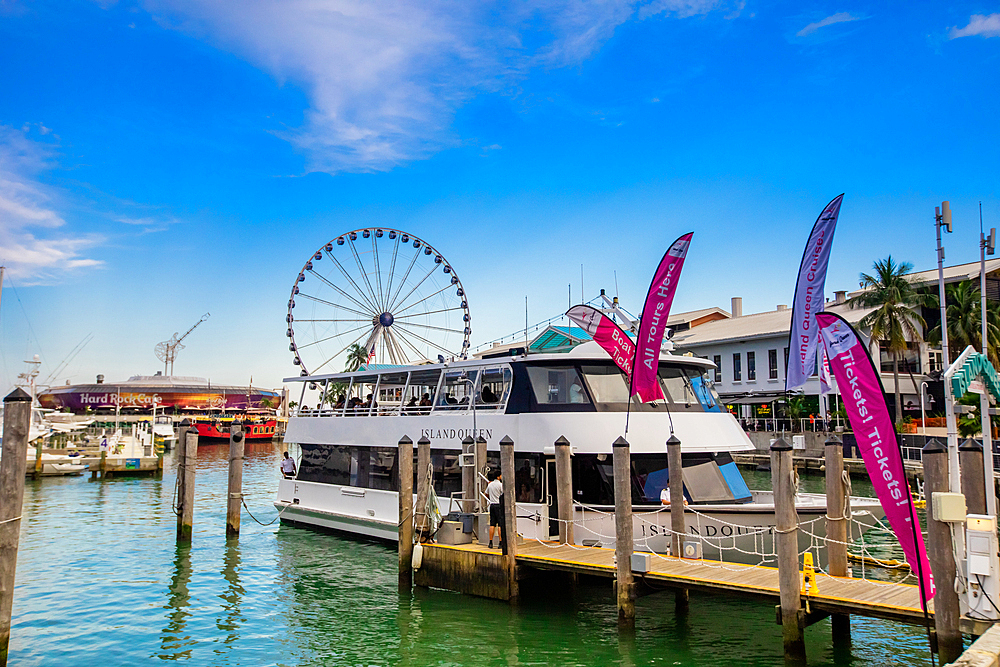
[560,362,722,412]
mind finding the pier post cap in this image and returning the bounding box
[417,436,431,445]
[959,438,984,452]
[554,435,570,446]
[475,435,487,444]
[232,419,242,428]
[398,435,412,445]
[462,435,474,445]
[612,436,629,448]
[499,435,514,447]
[824,436,843,447]
[922,438,947,454]
[666,434,681,447]
[770,436,792,451]
[180,418,191,427]
[4,387,31,403]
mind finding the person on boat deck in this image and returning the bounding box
[480,385,497,403]
[347,397,363,414]
[660,486,688,506]
[280,451,296,478]
[365,393,378,411]
[405,396,418,413]
[419,393,432,414]
[486,471,504,549]
[334,395,346,410]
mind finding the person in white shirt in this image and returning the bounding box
[280,451,297,478]
[486,471,504,548]
[660,485,687,506]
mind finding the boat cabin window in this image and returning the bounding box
[515,453,543,503]
[657,366,722,412]
[401,369,441,415]
[579,365,629,403]
[436,369,480,410]
[526,366,589,405]
[571,452,751,505]
[476,366,513,411]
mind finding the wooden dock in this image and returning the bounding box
[417,540,992,634]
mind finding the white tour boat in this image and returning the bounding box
[275,342,885,564]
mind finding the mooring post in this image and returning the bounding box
[824,436,850,644]
[0,389,31,667]
[923,438,962,663]
[960,438,986,516]
[771,436,805,663]
[499,435,519,601]
[226,422,244,538]
[414,437,431,538]
[554,436,573,544]
[99,450,107,479]
[475,436,487,512]
[398,436,414,591]
[612,436,635,629]
[666,434,688,611]
[461,435,475,514]
[33,441,42,480]
[177,427,198,543]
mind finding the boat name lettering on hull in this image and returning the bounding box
[419,428,493,441]
[640,522,774,537]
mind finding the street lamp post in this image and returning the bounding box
[920,381,929,436]
[981,210,996,516]
[936,201,961,495]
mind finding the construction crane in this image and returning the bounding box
[155,313,210,376]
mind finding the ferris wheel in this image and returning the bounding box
[286,229,471,376]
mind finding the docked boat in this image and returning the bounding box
[192,416,277,443]
[275,342,885,564]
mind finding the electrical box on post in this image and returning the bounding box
[932,492,967,522]
[966,514,1000,620]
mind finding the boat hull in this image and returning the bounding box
[275,479,886,567]
[193,419,276,443]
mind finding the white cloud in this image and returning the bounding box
[950,13,1000,39]
[145,0,730,174]
[797,12,860,37]
[0,125,104,284]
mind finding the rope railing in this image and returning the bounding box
[522,499,919,586]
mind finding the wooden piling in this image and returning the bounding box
[415,437,431,538]
[461,435,475,514]
[960,438,986,516]
[177,428,197,543]
[666,434,688,612]
[475,436,487,512]
[398,436,414,591]
[554,436,573,544]
[771,436,805,663]
[923,438,962,663]
[666,435,685,557]
[0,389,31,667]
[226,423,244,538]
[824,436,850,645]
[99,450,107,479]
[499,435,518,601]
[33,441,42,480]
[612,436,635,629]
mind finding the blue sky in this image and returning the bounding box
[0,0,997,394]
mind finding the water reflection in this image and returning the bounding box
[216,541,245,647]
[160,543,194,660]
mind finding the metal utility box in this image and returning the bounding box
[631,552,651,573]
[792,435,805,450]
[966,514,1000,620]
[932,492,967,522]
[437,521,473,545]
[682,541,703,559]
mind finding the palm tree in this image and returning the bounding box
[847,256,929,424]
[926,280,1000,367]
[345,343,369,372]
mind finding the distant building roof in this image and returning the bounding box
[847,258,1000,298]
[671,301,878,348]
[666,306,730,327]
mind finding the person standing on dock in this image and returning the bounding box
[280,451,296,478]
[486,471,503,548]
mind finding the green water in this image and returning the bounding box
[8,445,935,665]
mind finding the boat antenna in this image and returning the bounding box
[524,296,528,355]
[614,270,619,299]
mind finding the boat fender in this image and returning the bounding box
[412,541,423,570]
